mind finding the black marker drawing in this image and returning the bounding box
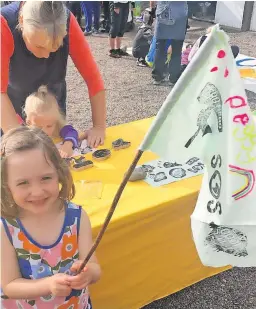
[209,170,222,199]
[148,173,155,179]
[187,162,204,173]
[142,165,155,173]
[154,172,167,182]
[185,83,223,148]
[163,162,182,168]
[157,161,163,168]
[205,222,248,257]
[186,157,199,165]
[169,168,186,178]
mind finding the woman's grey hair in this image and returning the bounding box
[19,1,67,48]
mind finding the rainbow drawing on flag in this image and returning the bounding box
[229,165,255,201]
[236,54,256,93]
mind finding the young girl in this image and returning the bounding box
[1,126,101,308]
[24,85,80,158]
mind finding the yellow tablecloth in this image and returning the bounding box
[71,118,229,309]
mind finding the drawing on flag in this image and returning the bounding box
[138,25,256,267]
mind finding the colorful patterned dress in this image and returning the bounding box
[1,202,92,309]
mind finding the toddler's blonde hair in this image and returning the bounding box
[1,126,75,219]
[24,85,66,137]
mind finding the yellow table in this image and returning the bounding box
[71,118,229,309]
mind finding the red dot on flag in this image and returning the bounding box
[224,68,229,77]
[217,50,226,58]
[210,67,218,72]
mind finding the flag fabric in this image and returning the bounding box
[139,25,256,267]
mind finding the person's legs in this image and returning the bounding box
[92,1,101,31]
[81,1,93,33]
[72,2,82,27]
[116,3,129,55]
[152,39,167,83]
[102,1,110,32]
[76,3,82,28]
[168,39,184,84]
[109,2,121,58]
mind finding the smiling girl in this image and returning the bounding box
[1,126,101,308]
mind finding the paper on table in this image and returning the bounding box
[138,157,204,187]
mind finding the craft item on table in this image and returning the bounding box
[112,138,131,150]
[72,156,86,164]
[125,166,147,182]
[92,149,111,161]
[72,160,94,171]
[138,157,204,187]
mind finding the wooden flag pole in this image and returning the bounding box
[77,149,144,274]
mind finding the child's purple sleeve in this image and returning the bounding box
[60,125,79,149]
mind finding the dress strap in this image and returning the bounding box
[1,217,20,245]
[65,202,82,236]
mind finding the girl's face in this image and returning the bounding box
[7,148,60,216]
[27,113,57,137]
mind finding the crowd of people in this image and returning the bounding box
[132,2,240,86]
[0,1,245,309]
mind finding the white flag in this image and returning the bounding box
[139,25,256,267]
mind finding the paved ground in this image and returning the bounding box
[66,19,256,309]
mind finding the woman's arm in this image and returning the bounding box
[68,13,106,147]
[1,93,21,132]
[1,16,20,132]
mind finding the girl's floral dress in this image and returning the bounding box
[1,202,92,309]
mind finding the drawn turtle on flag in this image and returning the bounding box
[205,223,248,257]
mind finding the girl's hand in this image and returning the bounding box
[83,126,105,148]
[48,273,72,297]
[67,261,96,290]
[58,141,74,158]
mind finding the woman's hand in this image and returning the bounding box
[67,261,100,290]
[83,126,105,148]
[58,141,74,158]
[48,273,72,297]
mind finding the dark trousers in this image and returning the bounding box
[81,1,101,32]
[69,1,82,27]
[152,39,184,83]
[109,2,129,38]
[102,1,110,31]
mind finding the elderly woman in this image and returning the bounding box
[1,1,106,148]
